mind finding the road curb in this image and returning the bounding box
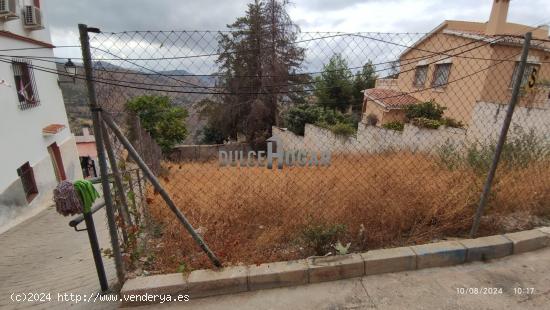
[120,226,550,306]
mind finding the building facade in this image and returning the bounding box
[362,0,550,127]
[0,0,81,232]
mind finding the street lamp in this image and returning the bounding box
[64,58,77,82]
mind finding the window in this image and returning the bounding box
[48,142,66,182]
[413,65,428,87]
[432,63,452,88]
[510,62,540,89]
[17,162,38,202]
[12,59,40,110]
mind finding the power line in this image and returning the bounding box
[0,35,504,92]
[1,20,545,98]
[369,39,548,104]
[91,47,218,93]
[0,31,510,83]
[0,35,523,97]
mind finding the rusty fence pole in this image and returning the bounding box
[101,121,133,228]
[101,112,222,268]
[79,23,125,286]
[470,32,532,238]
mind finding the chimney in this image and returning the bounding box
[486,0,510,35]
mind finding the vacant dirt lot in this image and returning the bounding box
[145,152,550,272]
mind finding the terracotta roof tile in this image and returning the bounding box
[42,124,66,135]
[365,88,419,109]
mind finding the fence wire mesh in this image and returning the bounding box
[86,29,550,272]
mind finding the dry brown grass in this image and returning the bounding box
[145,152,550,272]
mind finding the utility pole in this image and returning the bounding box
[79,24,125,287]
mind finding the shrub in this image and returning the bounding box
[316,108,351,126]
[465,143,494,174]
[441,117,464,129]
[283,104,323,136]
[405,100,446,120]
[437,140,463,170]
[330,123,356,138]
[411,117,442,129]
[301,223,347,255]
[465,128,549,174]
[200,126,225,144]
[382,121,405,132]
[365,113,379,126]
[283,104,357,137]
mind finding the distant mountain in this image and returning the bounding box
[159,69,218,87]
[57,62,210,144]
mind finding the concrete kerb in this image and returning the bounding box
[505,228,550,254]
[120,227,550,306]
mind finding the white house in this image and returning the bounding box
[0,0,81,232]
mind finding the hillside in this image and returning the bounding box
[57,63,211,144]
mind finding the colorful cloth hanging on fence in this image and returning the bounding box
[53,181,83,216]
[74,180,100,214]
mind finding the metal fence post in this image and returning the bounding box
[101,112,222,268]
[79,23,125,286]
[469,32,532,238]
[101,121,134,228]
[83,211,109,292]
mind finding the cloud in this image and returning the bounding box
[44,0,251,31]
[43,0,550,72]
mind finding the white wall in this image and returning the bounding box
[274,123,467,155]
[468,101,550,144]
[0,0,52,44]
[0,37,76,190]
[0,0,82,232]
[273,101,550,156]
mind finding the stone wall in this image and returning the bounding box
[468,101,550,144]
[274,102,550,155]
[274,123,466,155]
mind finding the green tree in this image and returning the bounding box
[282,103,357,136]
[314,54,354,112]
[283,104,322,135]
[126,95,188,153]
[352,60,377,111]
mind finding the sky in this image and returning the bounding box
[43,0,550,67]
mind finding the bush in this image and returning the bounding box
[200,126,225,144]
[441,117,464,129]
[283,104,323,136]
[330,123,356,138]
[283,104,357,137]
[405,100,446,121]
[437,140,463,170]
[437,127,550,174]
[316,108,351,126]
[365,113,378,126]
[411,117,442,129]
[382,121,405,132]
[301,223,346,255]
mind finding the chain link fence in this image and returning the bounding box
[85,29,550,274]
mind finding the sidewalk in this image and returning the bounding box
[0,206,116,310]
[141,247,550,310]
[1,207,549,309]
